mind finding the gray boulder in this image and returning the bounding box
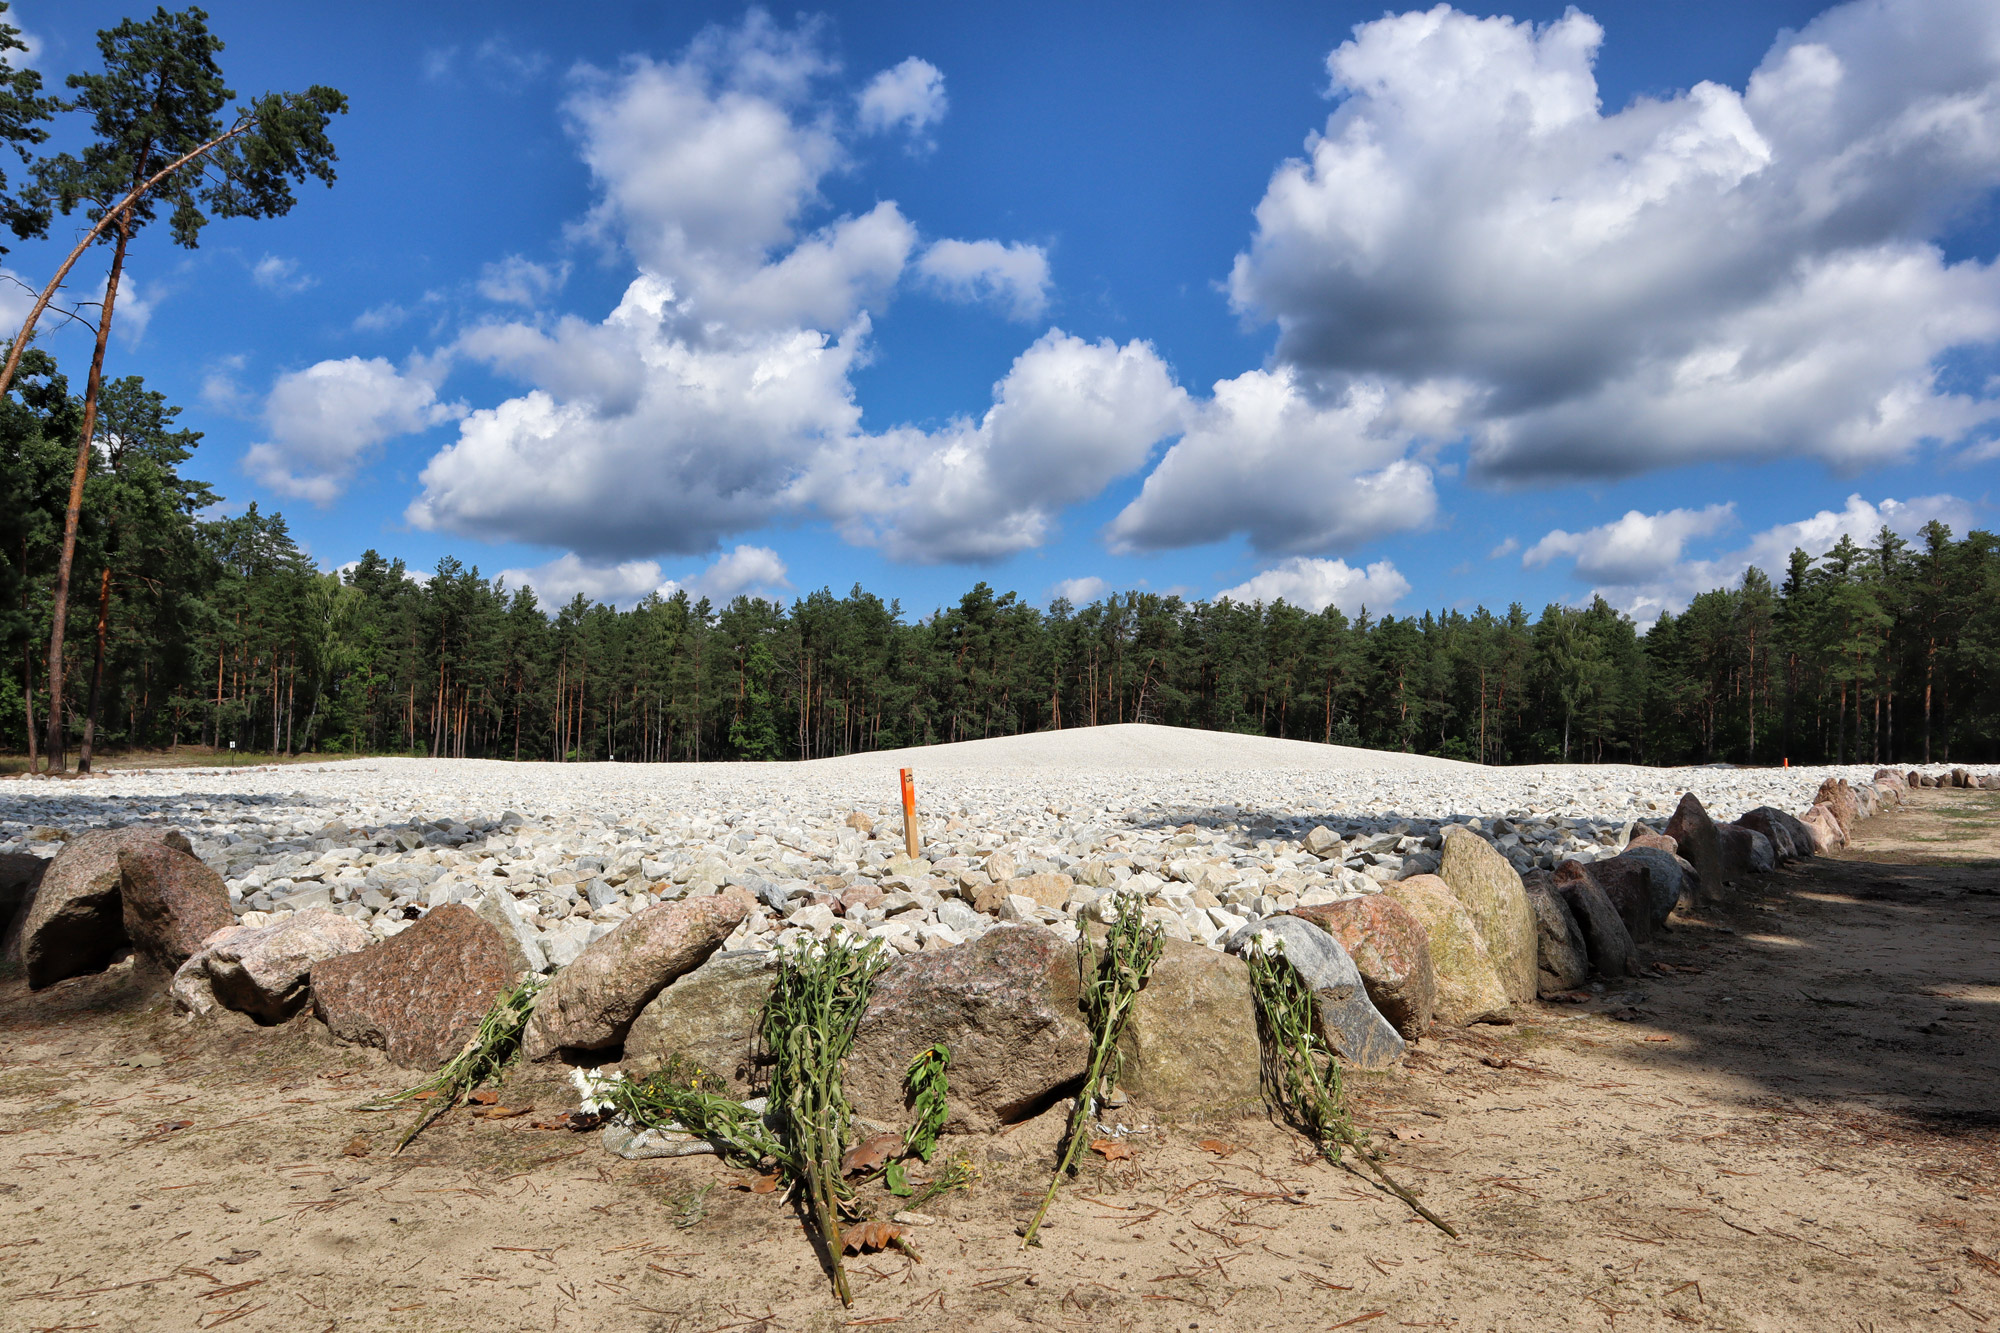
[625,949,781,1095]
[1552,862,1639,979]
[1520,874,1589,995]
[1230,913,1405,1069]
[522,895,745,1060]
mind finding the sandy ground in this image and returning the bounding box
[2,788,1996,1333]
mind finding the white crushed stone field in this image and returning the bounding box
[3,726,1975,970]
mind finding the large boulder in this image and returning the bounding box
[1664,794,1724,907]
[1736,806,1812,862]
[1814,779,1860,839]
[20,827,192,988]
[0,852,47,943]
[1383,876,1511,1026]
[1627,828,1678,854]
[1718,824,1775,878]
[312,903,532,1069]
[847,924,1088,1133]
[172,908,371,1022]
[624,949,781,1095]
[1551,862,1638,979]
[1612,846,1690,929]
[1800,803,1846,852]
[1230,914,1404,1069]
[1116,938,1268,1114]
[474,889,548,974]
[1436,828,1537,1003]
[1291,894,1437,1038]
[1519,873,1589,995]
[522,895,745,1061]
[117,840,234,975]
[1570,855,1658,943]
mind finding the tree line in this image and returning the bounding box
[4,342,1997,771]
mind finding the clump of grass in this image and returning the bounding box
[1246,936,1456,1237]
[1020,893,1163,1249]
[603,1056,788,1168]
[902,1042,951,1162]
[764,933,889,1306]
[361,973,544,1152]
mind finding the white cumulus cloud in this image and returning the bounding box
[252,254,314,295]
[1047,576,1108,608]
[1522,503,1736,584]
[1534,492,1974,619]
[1108,367,1455,555]
[1224,0,2000,498]
[499,544,791,610]
[915,239,1051,321]
[857,57,947,137]
[246,357,463,504]
[1216,557,1411,615]
[477,255,568,306]
[798,330,1187,563]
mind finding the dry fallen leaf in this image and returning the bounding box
[732,1171,782,1194]
[841,1132,904,1177]
[1196,1138,1238,1158]
[1390,1127,1428,1142]
[470,1104,534,1120]
[1089,1138,1133,1161]
[842,1219,904,1255]
[469,1089,500,1105]
[341,1135,370,1157]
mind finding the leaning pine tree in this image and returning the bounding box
[19,5,344,771]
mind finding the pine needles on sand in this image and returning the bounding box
[1246,936,1456,1237]
[361,973,545,1152]
[1020,893,1163,1248]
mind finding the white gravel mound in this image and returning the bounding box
[810,723,1478,775]
[4,727,1988,972]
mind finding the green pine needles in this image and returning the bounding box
[362,973,544,1153]
[1021,893,1164,1249]
[1246,938,1457,1237]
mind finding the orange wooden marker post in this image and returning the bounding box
[899,767,920,859]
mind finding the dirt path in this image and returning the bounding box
[3,791,1996,1333]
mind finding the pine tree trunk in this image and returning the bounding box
[43,221,133,772]
[78,565,114,773]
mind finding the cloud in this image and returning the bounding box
[1048,576,1108,607]
[423,36,549,87]
[797,330,1187,563]
[1216,557,1411,615]
[1523,503,1735,584]
[252,254,315,295]
[1223,0,2000,494]
[1488,536,1520,559]
[914,239,1051,321]
[687,543,791,600]
[857,57,947,138]
[498,543,790,610]
[413,16,1174,565]
[476,255,568,306]
[1534,492,1975,618]
[109,270,156,344]
[1107,367,1455,555]
[353,302,409,332]
[245,357,464,504]
[200,354,253,415]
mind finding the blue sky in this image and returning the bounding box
[9,0,1999,622]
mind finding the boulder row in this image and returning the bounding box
[20,826,192,988]
[1291,894,1438,1039]
[173,907,371,1022]
[312,903,533,1069]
